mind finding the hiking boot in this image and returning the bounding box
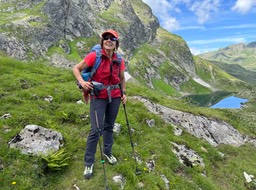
[84,164,94,179]
[104,153,117,165]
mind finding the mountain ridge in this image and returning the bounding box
[199,42,256,71]
[1,0,246,97]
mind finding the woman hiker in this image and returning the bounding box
[73,29,127,179]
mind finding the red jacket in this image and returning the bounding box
[84,49,125,100]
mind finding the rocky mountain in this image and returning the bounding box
[0,0,199,94]
[0,0,253,96]
[0,0,159,64]
[199,42,256,71]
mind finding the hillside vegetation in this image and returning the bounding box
[210,60,256,85]
[199,42,256,71]
[1,56,256,190]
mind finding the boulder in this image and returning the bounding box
[8,125,63,156]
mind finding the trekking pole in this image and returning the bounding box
[119,85,141,175]
[91,91,111,190]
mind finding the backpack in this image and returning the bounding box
[81,44,102,82]
[81,44,122,82]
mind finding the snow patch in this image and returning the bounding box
[193,77,211,88]
[124,72,132,81]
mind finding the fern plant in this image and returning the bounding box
[42,148,70,171]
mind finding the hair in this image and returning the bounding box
[100,38,119,51]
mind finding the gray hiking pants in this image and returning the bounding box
[84,98,121,166]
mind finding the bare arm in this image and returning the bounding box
[73,59,93,90]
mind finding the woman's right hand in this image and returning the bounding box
[73,59,93,90]
[80,80,93,91]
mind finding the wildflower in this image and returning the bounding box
[12,181,16,185]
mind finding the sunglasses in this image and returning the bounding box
[103,36,117,41]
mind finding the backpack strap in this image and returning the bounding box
[89,48,102,80]
[115,52,123,80]
[116,53,122,63]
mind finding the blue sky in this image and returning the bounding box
[141,0,256,55]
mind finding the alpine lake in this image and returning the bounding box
[183,91,249,109]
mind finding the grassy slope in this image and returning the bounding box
[193,56,248,92]
[210,60,256,85]
[1,56,256,190]
[198,44,256,71]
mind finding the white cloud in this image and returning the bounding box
[142,0,220,31]
[142,0,256,54]
[179,25,206,30]
[189,33,256,55]
[161,17,180,31]
[190,47,202,55]
[188,37,246,45]
[232,0,256,14]
[189,0,220,24]
[190,47,219,55]
[212,24,256,30]
[142,0,180,31]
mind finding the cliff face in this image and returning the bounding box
[0,0,159,58]
[42,0,160,51]
[0,0,196,90]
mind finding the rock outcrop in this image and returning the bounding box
[171,142,205,169]
[134,96,256,147]
[0,0,159,63]
[8,125,63,156]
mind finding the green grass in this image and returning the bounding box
[97,1,129,26]
[180,78,212,94]
[1,56,256,190]
[130,0,157,24]
[152,78,181,97]
[47,37,100,61]
[211,61,256,85]
[0,1,47,31]
[194,56,255,96]
[198,45,256,71]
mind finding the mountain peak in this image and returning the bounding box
[247,42,256,48]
